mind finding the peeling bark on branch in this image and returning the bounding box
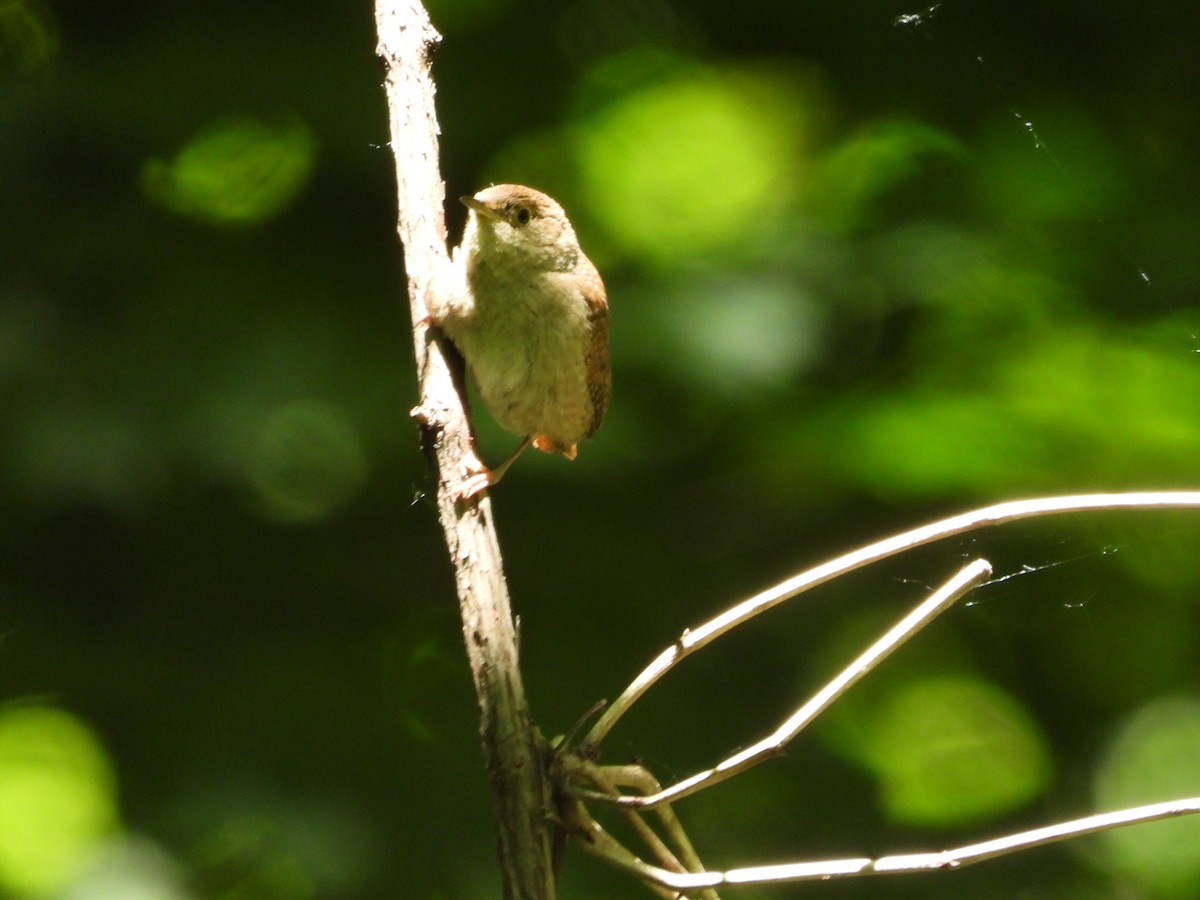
[374,2,556,897]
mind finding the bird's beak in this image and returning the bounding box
[461,195,502,221]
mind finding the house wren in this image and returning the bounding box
[429,184,611,499]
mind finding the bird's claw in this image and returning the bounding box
[452,450,494,503]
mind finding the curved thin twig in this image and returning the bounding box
[578,559,991,809]
[583,491,1200,750]
[606,796,1200,892]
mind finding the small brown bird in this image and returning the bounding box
[429,184,611,499]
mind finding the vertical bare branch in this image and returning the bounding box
[374,2,555,897]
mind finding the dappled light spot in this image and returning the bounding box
[878,233,1071,330]
[804,119,962,233]
[187,800,382,899]
[61,835,189,900]
[192,817,316,900]
[0,0,58,78]
[840,392,1034,494]
[831,328,1200,497]
[851,675,1051,826]
[246,399,366,523]
[996,332,1200,474]
[1094,696,1200,897]
[0,704,120,896]
[142,117,315,226]
[578,65,809,261]
[652,275,820,394]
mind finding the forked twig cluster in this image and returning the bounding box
[553,492,1200,896]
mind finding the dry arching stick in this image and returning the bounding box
[566,549,1200,891]
[577,559,992,810]
[592,796,1200,892]
[567,491,1200,892]
[583,491,1200,751]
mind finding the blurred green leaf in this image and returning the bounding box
[806,118,963,233]
[839,675,1051,827]
[0,0,57,79]
[0,704,120,896]
[142,117,315,226]
[577,63,814,262]
[828,326,1200,496]
[1095,696,1200,897]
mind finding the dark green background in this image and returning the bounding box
[2,0,1199,897]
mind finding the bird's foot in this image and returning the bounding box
[532,436,577,460]
[455,450,496,502]
[453,437,533,502]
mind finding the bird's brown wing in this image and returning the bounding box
[582,272,611,438]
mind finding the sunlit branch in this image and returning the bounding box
[611,796,1200,892]
[583,491,1200,750]
[579,559,991,810]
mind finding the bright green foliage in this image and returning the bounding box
[1096,697,1200,897]
[143,118,315,225]
[0,706,119,896]
[851,675,1052,826]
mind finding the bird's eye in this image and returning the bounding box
[514,207,531,226]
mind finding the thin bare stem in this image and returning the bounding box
[601,765,714,888]
[580,559,991,810]
[605,796,1200,892]
[583,762,720,900]
[581,763,690,879]
[584,491,1200,750]
[569,808,681,899]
